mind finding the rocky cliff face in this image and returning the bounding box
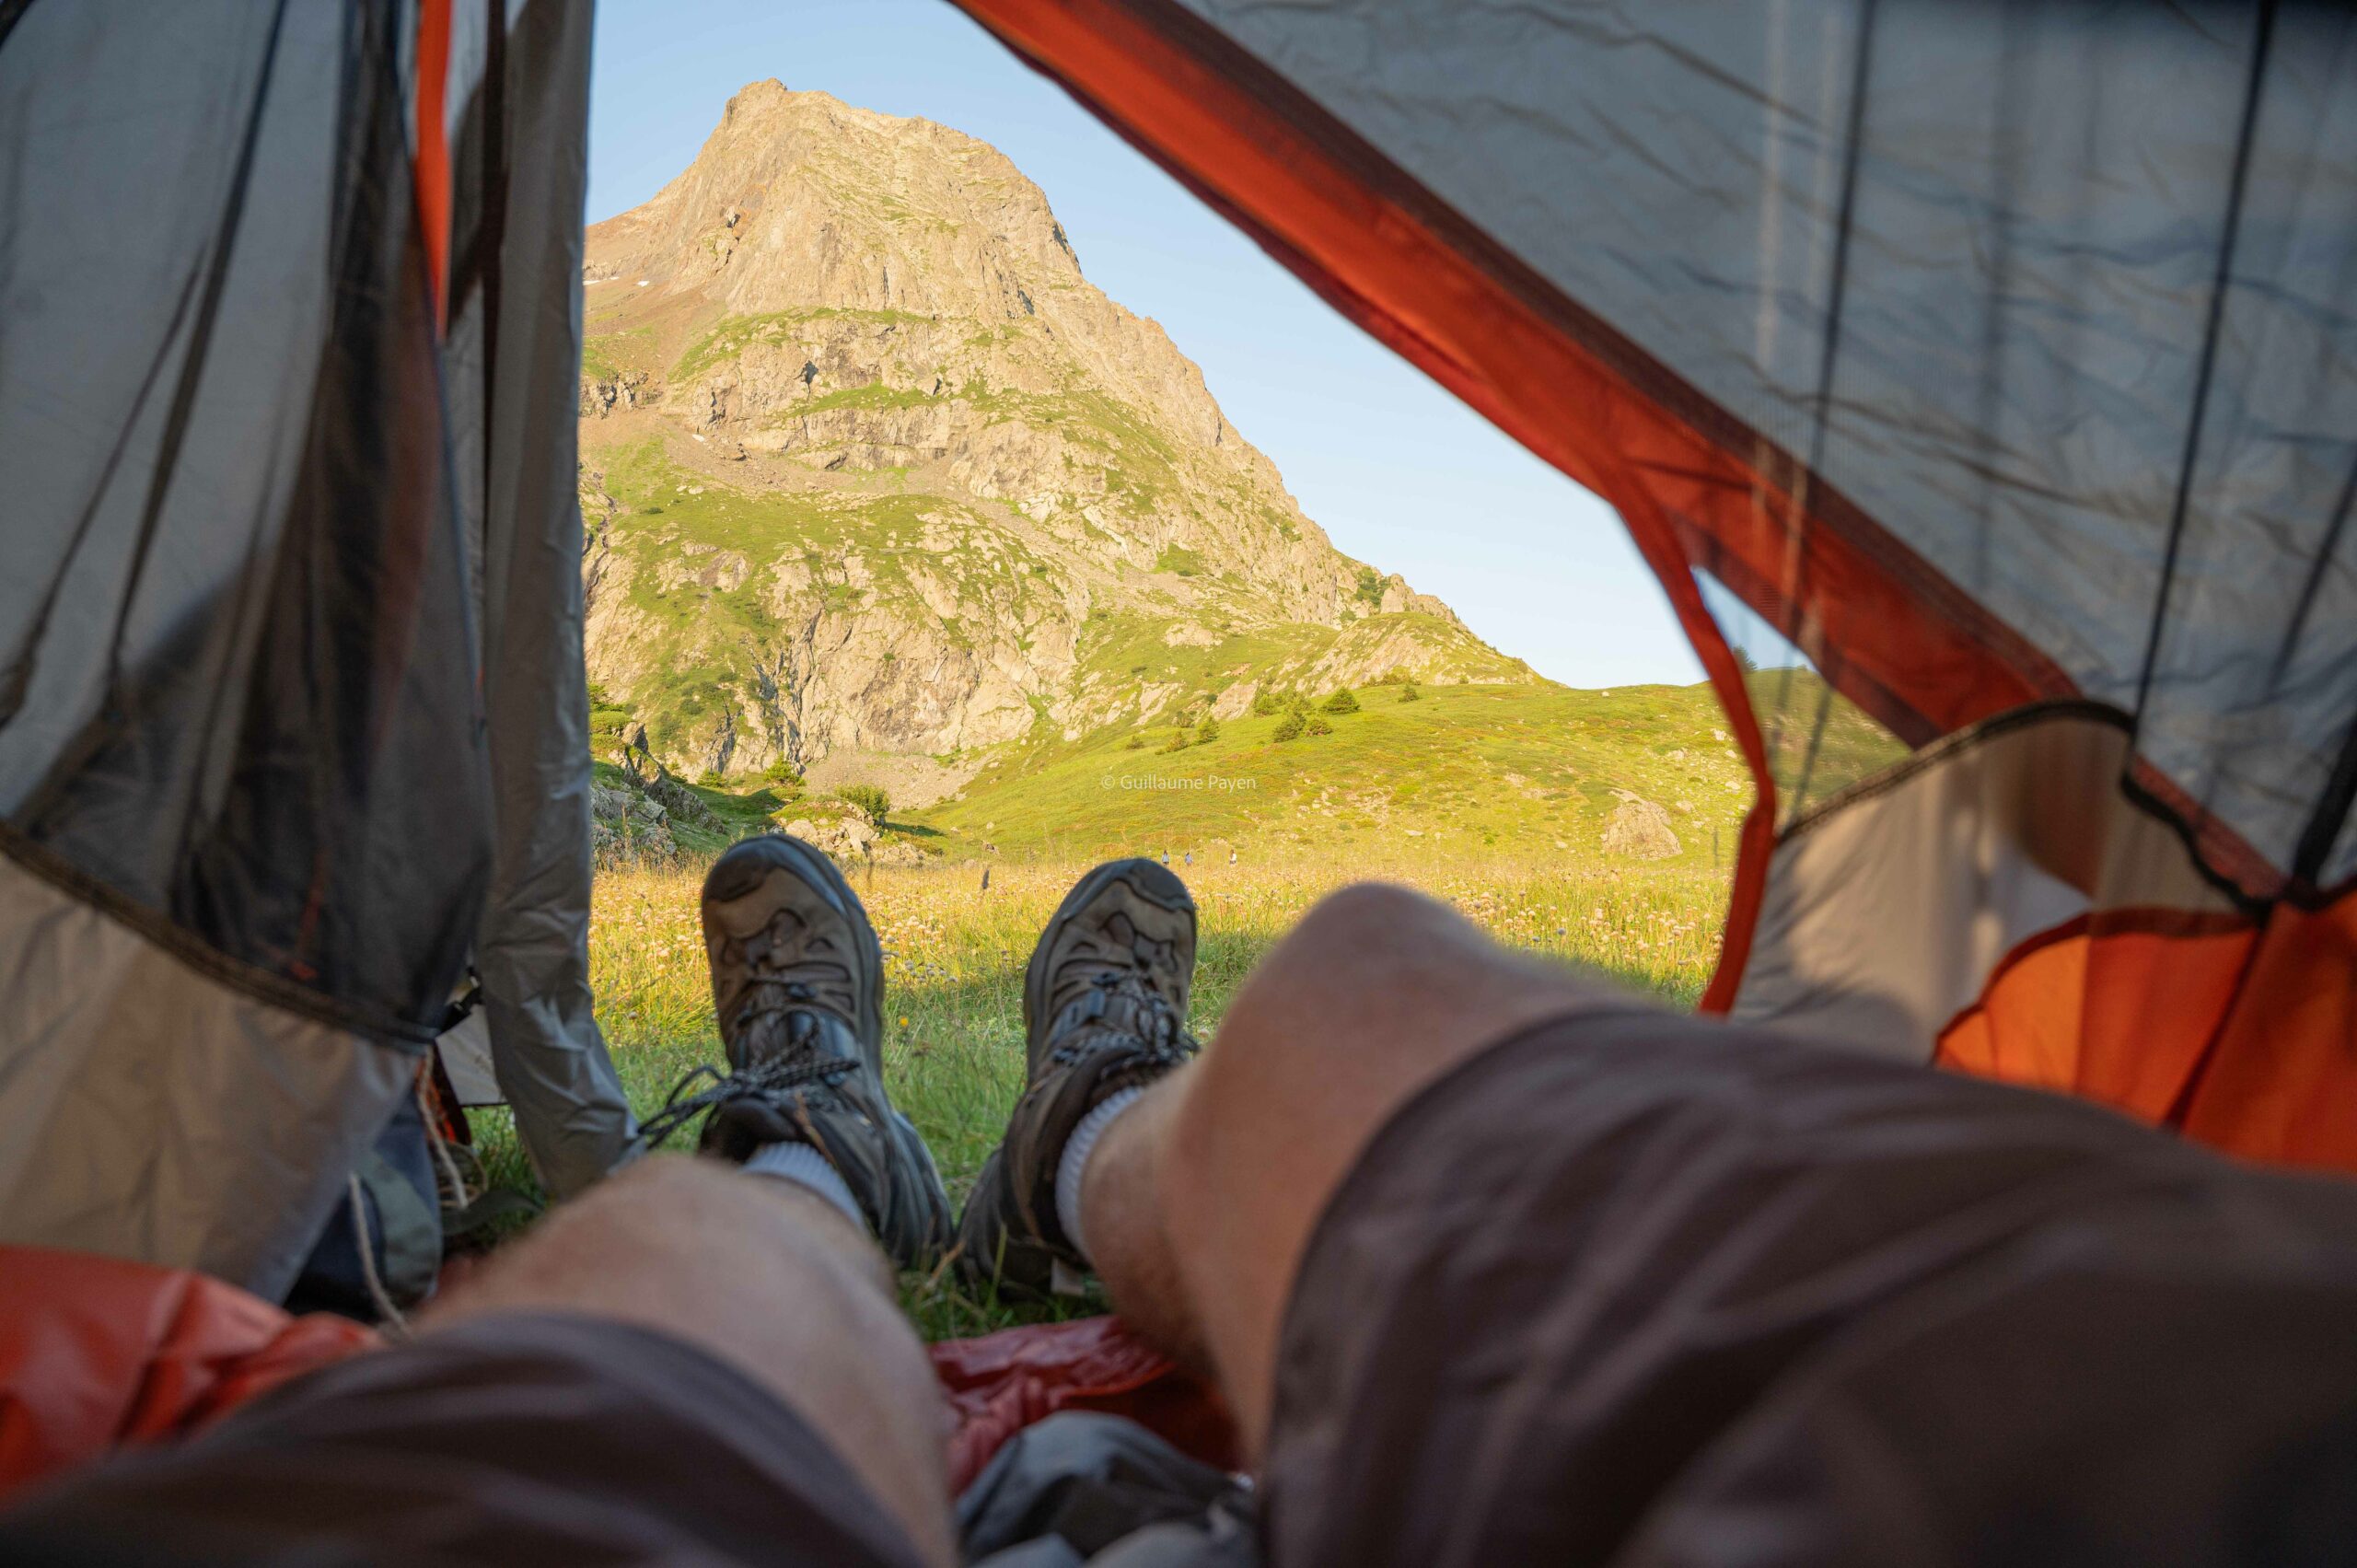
[579,82,1528,792]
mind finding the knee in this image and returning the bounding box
[1286,879,1465,958]
[527,1154,716,1253]
[594,1151,714,1206]
[1167,886,1463,1172]
[1213,881,1490,1055]
[1171,877,1598,1191]
[1241,882,1476,1009]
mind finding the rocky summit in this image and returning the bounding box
[577,81,1530,800]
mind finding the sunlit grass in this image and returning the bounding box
[473,849,1726,1337]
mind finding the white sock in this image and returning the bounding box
[743,1140,865,1232]
[1053,1086,1146,1263]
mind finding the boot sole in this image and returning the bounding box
[702,832,888,1078]
[1020,857,1197,1058]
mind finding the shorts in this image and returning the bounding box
[1262,1009,2357,1566]
[10,1010,2357,1567]
[0,1312,927,1568]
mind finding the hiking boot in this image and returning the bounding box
[958,858,1200,1295]
[644,832,952,1270]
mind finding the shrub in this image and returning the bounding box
[762,759,805,786]
[695,767,726,787]
[1322,689,1360,714]
[1272,713,1306,743]
[1306,714,1334,737]
[1124,734,1148,750]
[1195,717,1221,745]
[1399,681,1422,703]
[1249,691,1281,717]
[836,784,890,824]
[1159,730,1190,753]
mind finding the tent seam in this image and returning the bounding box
[0,825,436,1049]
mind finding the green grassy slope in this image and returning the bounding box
[913,679,1761,867]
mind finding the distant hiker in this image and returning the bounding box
[20,840,2357,1568]
[1227,849,1237,865]
[1160,851,1170,866]
[1183,852,1191,867]
[980,865,991,892]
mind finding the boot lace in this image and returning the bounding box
[1045,971,1197,1089]
[641,1048,860,1148]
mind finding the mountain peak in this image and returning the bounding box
[725,76,791,110]
[576,88,1526,784]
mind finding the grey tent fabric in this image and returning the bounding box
[441,0,636,1196]
[0,0,487,1034]
[0,0,619,1285]
[1728,703,2240,1059]
[1172,0,2357,893]
[0,854,413,1297]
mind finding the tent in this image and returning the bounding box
[0,0,633,1298]
[954,0,2357,1172]
[1,0,2351,1307]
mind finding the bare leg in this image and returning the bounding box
[1080,881,1638,1457]
[1072,1083,1201,1370]
[425,1156,956,1568]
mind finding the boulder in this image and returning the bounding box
[779,812,877,864]
[1601,790,1681,860]
[590,783,632,823]
[644,771,721,830]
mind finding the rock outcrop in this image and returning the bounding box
[590,778,679,861]
[580,82,1530,783]
[1602,791,1682,860]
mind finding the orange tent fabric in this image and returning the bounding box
[1941,890,2357,1170]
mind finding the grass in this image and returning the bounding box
[925,679,1760,868]
[472,846,1727,1340]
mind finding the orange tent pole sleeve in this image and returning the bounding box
[412,0,453,331]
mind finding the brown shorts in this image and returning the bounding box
[0,1311,927,1568]
[11,1013,2357,1567]
[1262,1008,2357,1567]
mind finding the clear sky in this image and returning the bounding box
[586,0,1702,690]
